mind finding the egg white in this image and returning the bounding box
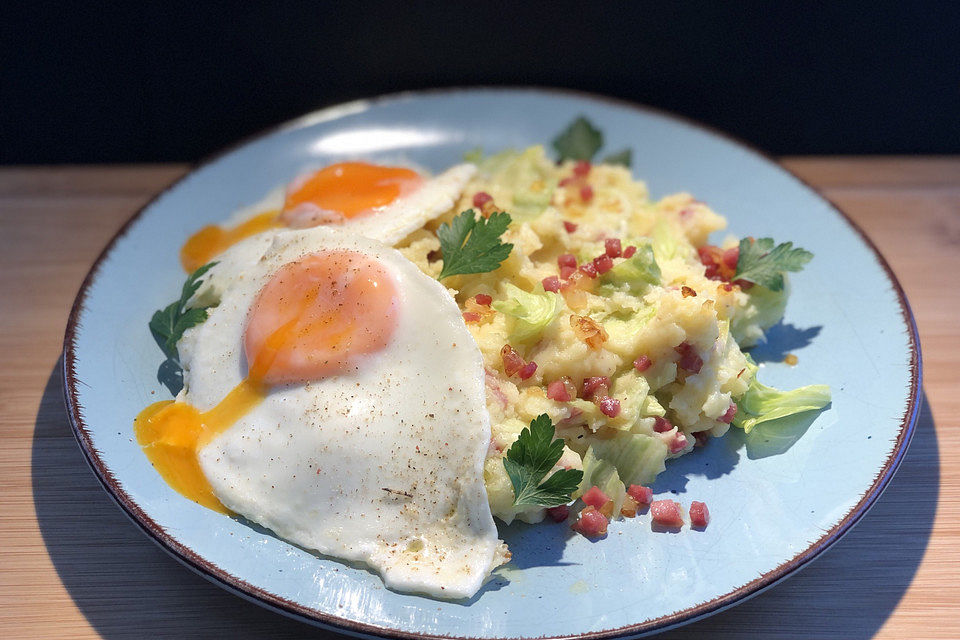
[178,226,506,599]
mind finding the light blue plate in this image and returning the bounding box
[63,88,921,638]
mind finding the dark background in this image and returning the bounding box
[3,1,959,164]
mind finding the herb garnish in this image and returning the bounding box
[437,209,513,279]
[552,116,632,167]
[734,238,813,292]
[503,414,583,507]
[149,262,217,394]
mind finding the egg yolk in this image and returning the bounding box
[177,162,422,273]
[282,162,423,220]
[135,249,399,512]
[180,210,281,273]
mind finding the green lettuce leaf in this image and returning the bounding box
[600,243,661,293]
[493,282,563,342]
[588,431,668,487]
[733,371,831,434]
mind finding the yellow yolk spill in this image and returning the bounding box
[136,250,399,514]
[134,379,267,513]
[282,162,422,219]
[180,210,281,273]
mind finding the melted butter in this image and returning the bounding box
[180,209,280,273]
[134,379,267,513]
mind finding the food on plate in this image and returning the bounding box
[139,117,830,598]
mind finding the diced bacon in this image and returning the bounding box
[593,254,613,274]
[650,499,684,528]
[580,185,594,202]
[605,238,622,258]
[719,403,738,424]
[547,504,570,523]
[582,486,611,510]
[689,501,710,528]
[623,245,637,259]
[472,191,493,208]
[542,275,561,292]
[627,484,653,504]
[546,379,572,402]
[563,220,578,233]
[674,341,704,374]
[500,344,525,377]
[620,494,639,517]
[722,282,734,292]
[485,368,508,408]
[560,265,576,280]
[581,376,611,399]
[558,253,578,269]
[474,294,492,306]
[558,176,577,187]
[518,361,538,380]
[572,506,608,538]
[598,396,621,418]
[463,311,481,323]
[653,416,673,433]
[633,355,652,372]
[573,160,591,177]
[722,246,740,270]
[579,262,598,278]
[669,432,689,454]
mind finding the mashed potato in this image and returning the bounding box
[397,146,791,524]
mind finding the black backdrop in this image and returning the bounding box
[3,1,959,164]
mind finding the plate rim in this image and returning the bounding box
[61,86,923,640]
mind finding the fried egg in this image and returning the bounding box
[136,226,505,599]
[179,161,475,272]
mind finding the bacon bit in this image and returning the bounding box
[593,253,613,274]
[681,285,697,298]
[581,376,611,399]
[623,245,637,259]
[722,282,734,292]
[563,220,578,233]
[474,294,492,306]
[674,341,704,374]
[633,355,652,372]
[653,416,673,433]
[620,494,639,517]
[580,185,594,203]
[651,500,684,528]
[719,403,738,424]
[693,430,711,447]
[542,275,561,292]
[518,361,538,380]
[605,238,622,258]
[485,368,509,408]
[582,486,611,510]
[462,311,481,323]
[472,191,493,209]
[572,506,608,537]
[500,344,525,377]
[690,501,710,529]
[698,244,736,281]
[558,176,577,187]
[669,432,689,454]
[722,246,740,270]
[570,315,608,350]
[627,484,653,504]
[578,262,598,278]
[558,253,578,269]
[560,265,576,280]
[547,379,571,402]
[573,160,592,177]
[784,353,799,366]
[598,396,621,418]
[547,504,570,522]
[464,296,495,324]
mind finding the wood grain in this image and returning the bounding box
[0,158,957,639]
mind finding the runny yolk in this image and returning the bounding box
[282,162,423,219]
[180,210,281,273]
[134,249,400,512]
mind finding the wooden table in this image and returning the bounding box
[1,158,957,639]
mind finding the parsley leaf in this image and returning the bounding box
[734,238,813,292]
[437,210,513,279]
[503,414,583,507]
[552,116,603,162]
[149,262,218,359]
[602,148,632,167]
